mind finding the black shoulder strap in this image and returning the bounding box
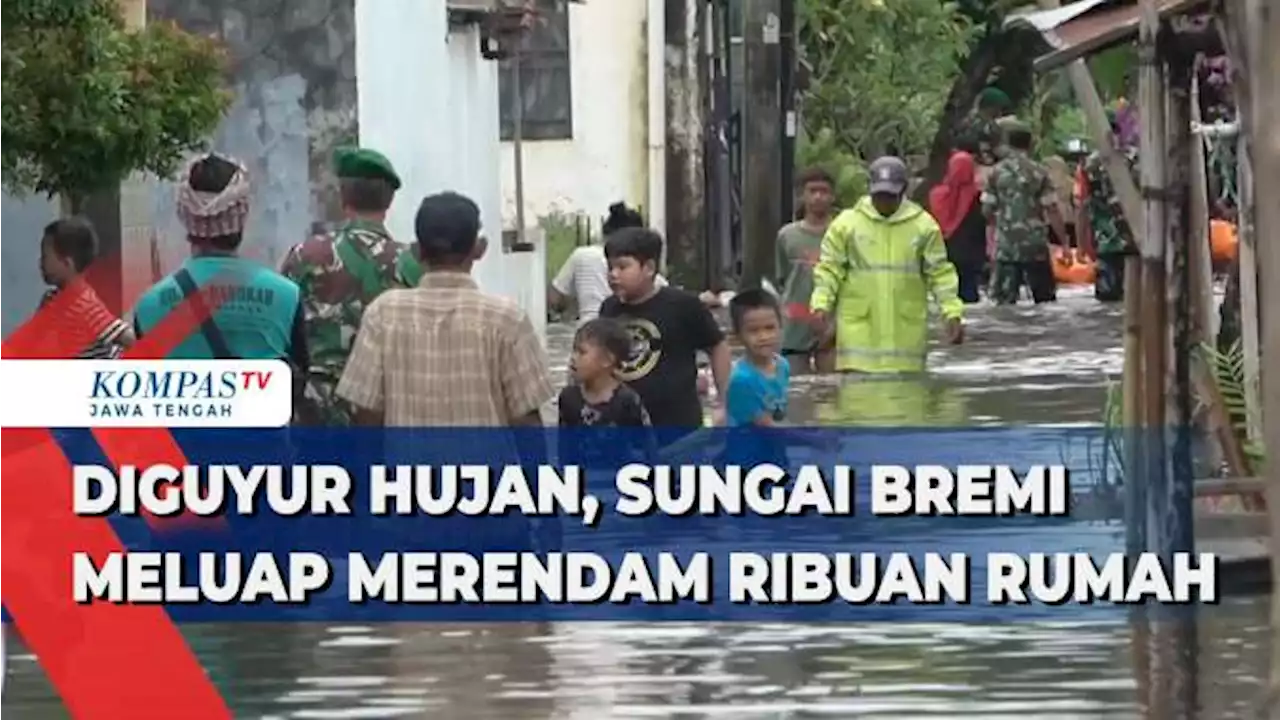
[173,269,234,359]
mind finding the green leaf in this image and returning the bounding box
[2,3,231,201]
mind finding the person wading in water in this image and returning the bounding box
[810,156,965,374]
[775,167,837,374]
[928,149,986,304]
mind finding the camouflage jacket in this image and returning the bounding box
[959,111,1003,166]
[981,150,1056,263]
[279,218,403,424]
[1082,148,1139,255]
[395,248,424,288]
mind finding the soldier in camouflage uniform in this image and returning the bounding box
[281,146,404,425]
[1078,112,1139,302]
[981,121,1069,305]
[958,87,1012,186]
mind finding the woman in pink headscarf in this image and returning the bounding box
[928,150,986,303]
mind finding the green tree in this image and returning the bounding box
[916,0,1042,194]
[2,0,231,211]
[798,0,977,162]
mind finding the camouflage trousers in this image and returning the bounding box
[1095,252,1129,303]
[294,376,356,426]
[990,260,1056,305]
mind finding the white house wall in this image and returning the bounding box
[448,24,548,341]
[498,0,651,231]
[356,0,546,340]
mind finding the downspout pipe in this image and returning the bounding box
[647,0,667,246]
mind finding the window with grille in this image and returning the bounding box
[498,0,573,141]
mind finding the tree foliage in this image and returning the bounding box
[1,0,232,207]
[798,0,978,162]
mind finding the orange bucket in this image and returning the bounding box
[1052,246,1097,285]
[1210,219,1238,263]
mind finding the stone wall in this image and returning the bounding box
[147,0,358,270]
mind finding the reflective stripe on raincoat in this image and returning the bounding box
[809,197,964,374]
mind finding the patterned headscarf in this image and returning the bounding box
[176,153,251,239]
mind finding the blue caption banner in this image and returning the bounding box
[32,426,1185,623]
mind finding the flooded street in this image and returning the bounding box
[4,287,1271,718]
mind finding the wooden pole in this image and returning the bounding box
[778,0,797,226]
[739,0,782,290]
[1138,5,1172,711]
[1219,2,1264,445]
[1137,0,1168,552]
[1249,0,1280,710]
[1164,51,1200,719]
[1187,63,1216,347]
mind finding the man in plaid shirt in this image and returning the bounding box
[38,218,133,359]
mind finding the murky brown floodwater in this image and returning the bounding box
[4,287,1270,718]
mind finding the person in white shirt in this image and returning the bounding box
[549,202,666,324]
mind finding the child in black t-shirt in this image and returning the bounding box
[598,228,731,434]
[559,318,650,427]
[558,318,652,467]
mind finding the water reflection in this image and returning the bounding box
[4,288,1269,718]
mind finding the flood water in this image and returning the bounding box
[3,287,1271,718]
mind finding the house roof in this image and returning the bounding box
[1004,0,1211,73]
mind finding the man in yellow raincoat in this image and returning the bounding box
[809,156,965,374]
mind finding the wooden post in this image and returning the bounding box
[1220,0,1265,445]
[1248,0,1280,710]
[1187,63,1216,346]
[1137,0,1168,550]
[1165,55,1196,565]
[739,0,782,290]
[1137,2,1173,709]
[1164,51,1200,719]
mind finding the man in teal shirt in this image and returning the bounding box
[133,153,308,372]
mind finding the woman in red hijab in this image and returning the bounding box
[928,149,986,303]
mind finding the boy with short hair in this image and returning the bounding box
[776,167,837,374]
[38,218,133,358]
[725,289,791,426]
[599,228,732,434]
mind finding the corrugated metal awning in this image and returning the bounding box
[1004,0,1210,73]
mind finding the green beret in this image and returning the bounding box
[977,87,1011,110]
[333,146,401,191]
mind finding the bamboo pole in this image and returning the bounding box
[1187,62,1216,346]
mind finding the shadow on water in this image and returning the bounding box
[4,287,1270,718]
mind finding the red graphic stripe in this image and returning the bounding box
[2,256,234,718]
[1,432,231,719]
[93,275,232,530]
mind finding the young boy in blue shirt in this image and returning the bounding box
[725,289,791,426]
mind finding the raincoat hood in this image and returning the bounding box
[853,196,927,225]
